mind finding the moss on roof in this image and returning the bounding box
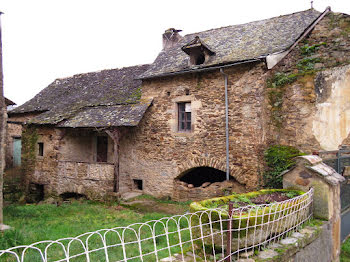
[140,9,321,78]
[11,64,150,127]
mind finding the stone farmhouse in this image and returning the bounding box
[7,7,350,201]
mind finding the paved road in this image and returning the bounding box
[341,208,350,242]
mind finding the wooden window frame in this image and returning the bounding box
[178,102,192,132]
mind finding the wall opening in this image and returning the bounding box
[38,142,44,156]
[27,183,44,203]
[194,53,205,65]
[60,192,87,201]
[133,179,143,190]
[173,166,246,201]
[177,166,233,187]
[96,136,108,162]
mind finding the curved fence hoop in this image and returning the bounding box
[0,188,313,262]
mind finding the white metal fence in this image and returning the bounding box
[0,189,313,262]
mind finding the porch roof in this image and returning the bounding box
[55,99,152,128]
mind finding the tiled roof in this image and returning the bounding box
[140,9,321,78]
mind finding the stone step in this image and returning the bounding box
[120,191,143,200]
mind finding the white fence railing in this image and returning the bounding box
[0,189,313,262]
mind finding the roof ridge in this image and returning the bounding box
[184,9,318,38]
[53,63,150,83]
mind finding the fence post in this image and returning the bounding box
[226,201,233,262]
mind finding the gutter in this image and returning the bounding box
[138,58,262,80]
[7,120,23,125]
[220,68,230,181]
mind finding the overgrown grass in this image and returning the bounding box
[0,201,193,261]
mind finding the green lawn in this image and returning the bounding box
[341,237,350,262]
[0,200,194,261]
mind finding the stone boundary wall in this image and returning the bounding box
[245,221,332,262]
[281,155,344,262]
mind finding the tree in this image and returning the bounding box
[0,11,5,226]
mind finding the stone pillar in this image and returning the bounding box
[283,155,345,261]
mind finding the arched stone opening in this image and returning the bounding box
[173,166,246,201]
[177,166,234,187]
[176,156,246,186]
[60,192,87,201]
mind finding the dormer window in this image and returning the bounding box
[182,36,215,66]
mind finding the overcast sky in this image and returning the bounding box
[1,0,349,105]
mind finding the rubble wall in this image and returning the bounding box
[119,63,268,198]
[5,113,39,168]
[25,127,115,200]
[266,12,350,152]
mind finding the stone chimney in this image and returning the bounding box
[162,28,183,50]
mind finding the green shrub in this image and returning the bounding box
[263,145,304,188]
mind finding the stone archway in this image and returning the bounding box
[177,166,231,187]
[176,156,246,185]
[173,157,246,201]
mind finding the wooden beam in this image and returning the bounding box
[106,129,122,192]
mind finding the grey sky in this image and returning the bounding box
[1,0,349,105]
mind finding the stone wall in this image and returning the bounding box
[266,12,350,152]
[24,126,115,200]
[246,221,334,262]
[5,113,39,168]
[118,12,350,199]
[282,155,344,261]
[119,63,268,199]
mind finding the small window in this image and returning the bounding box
[38,142,44,156]
[193,53,205,65]
[96,136,108,163]
[133,179,143,190]
[178,102,191,132]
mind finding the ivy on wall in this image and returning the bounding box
[263,145,304,188]
[21,125,38,191]
[267,42,327,129]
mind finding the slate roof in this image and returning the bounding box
[5,97,15,106]
[297,156,345,186]
[10,64,151,127]
[140,9,321,79]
